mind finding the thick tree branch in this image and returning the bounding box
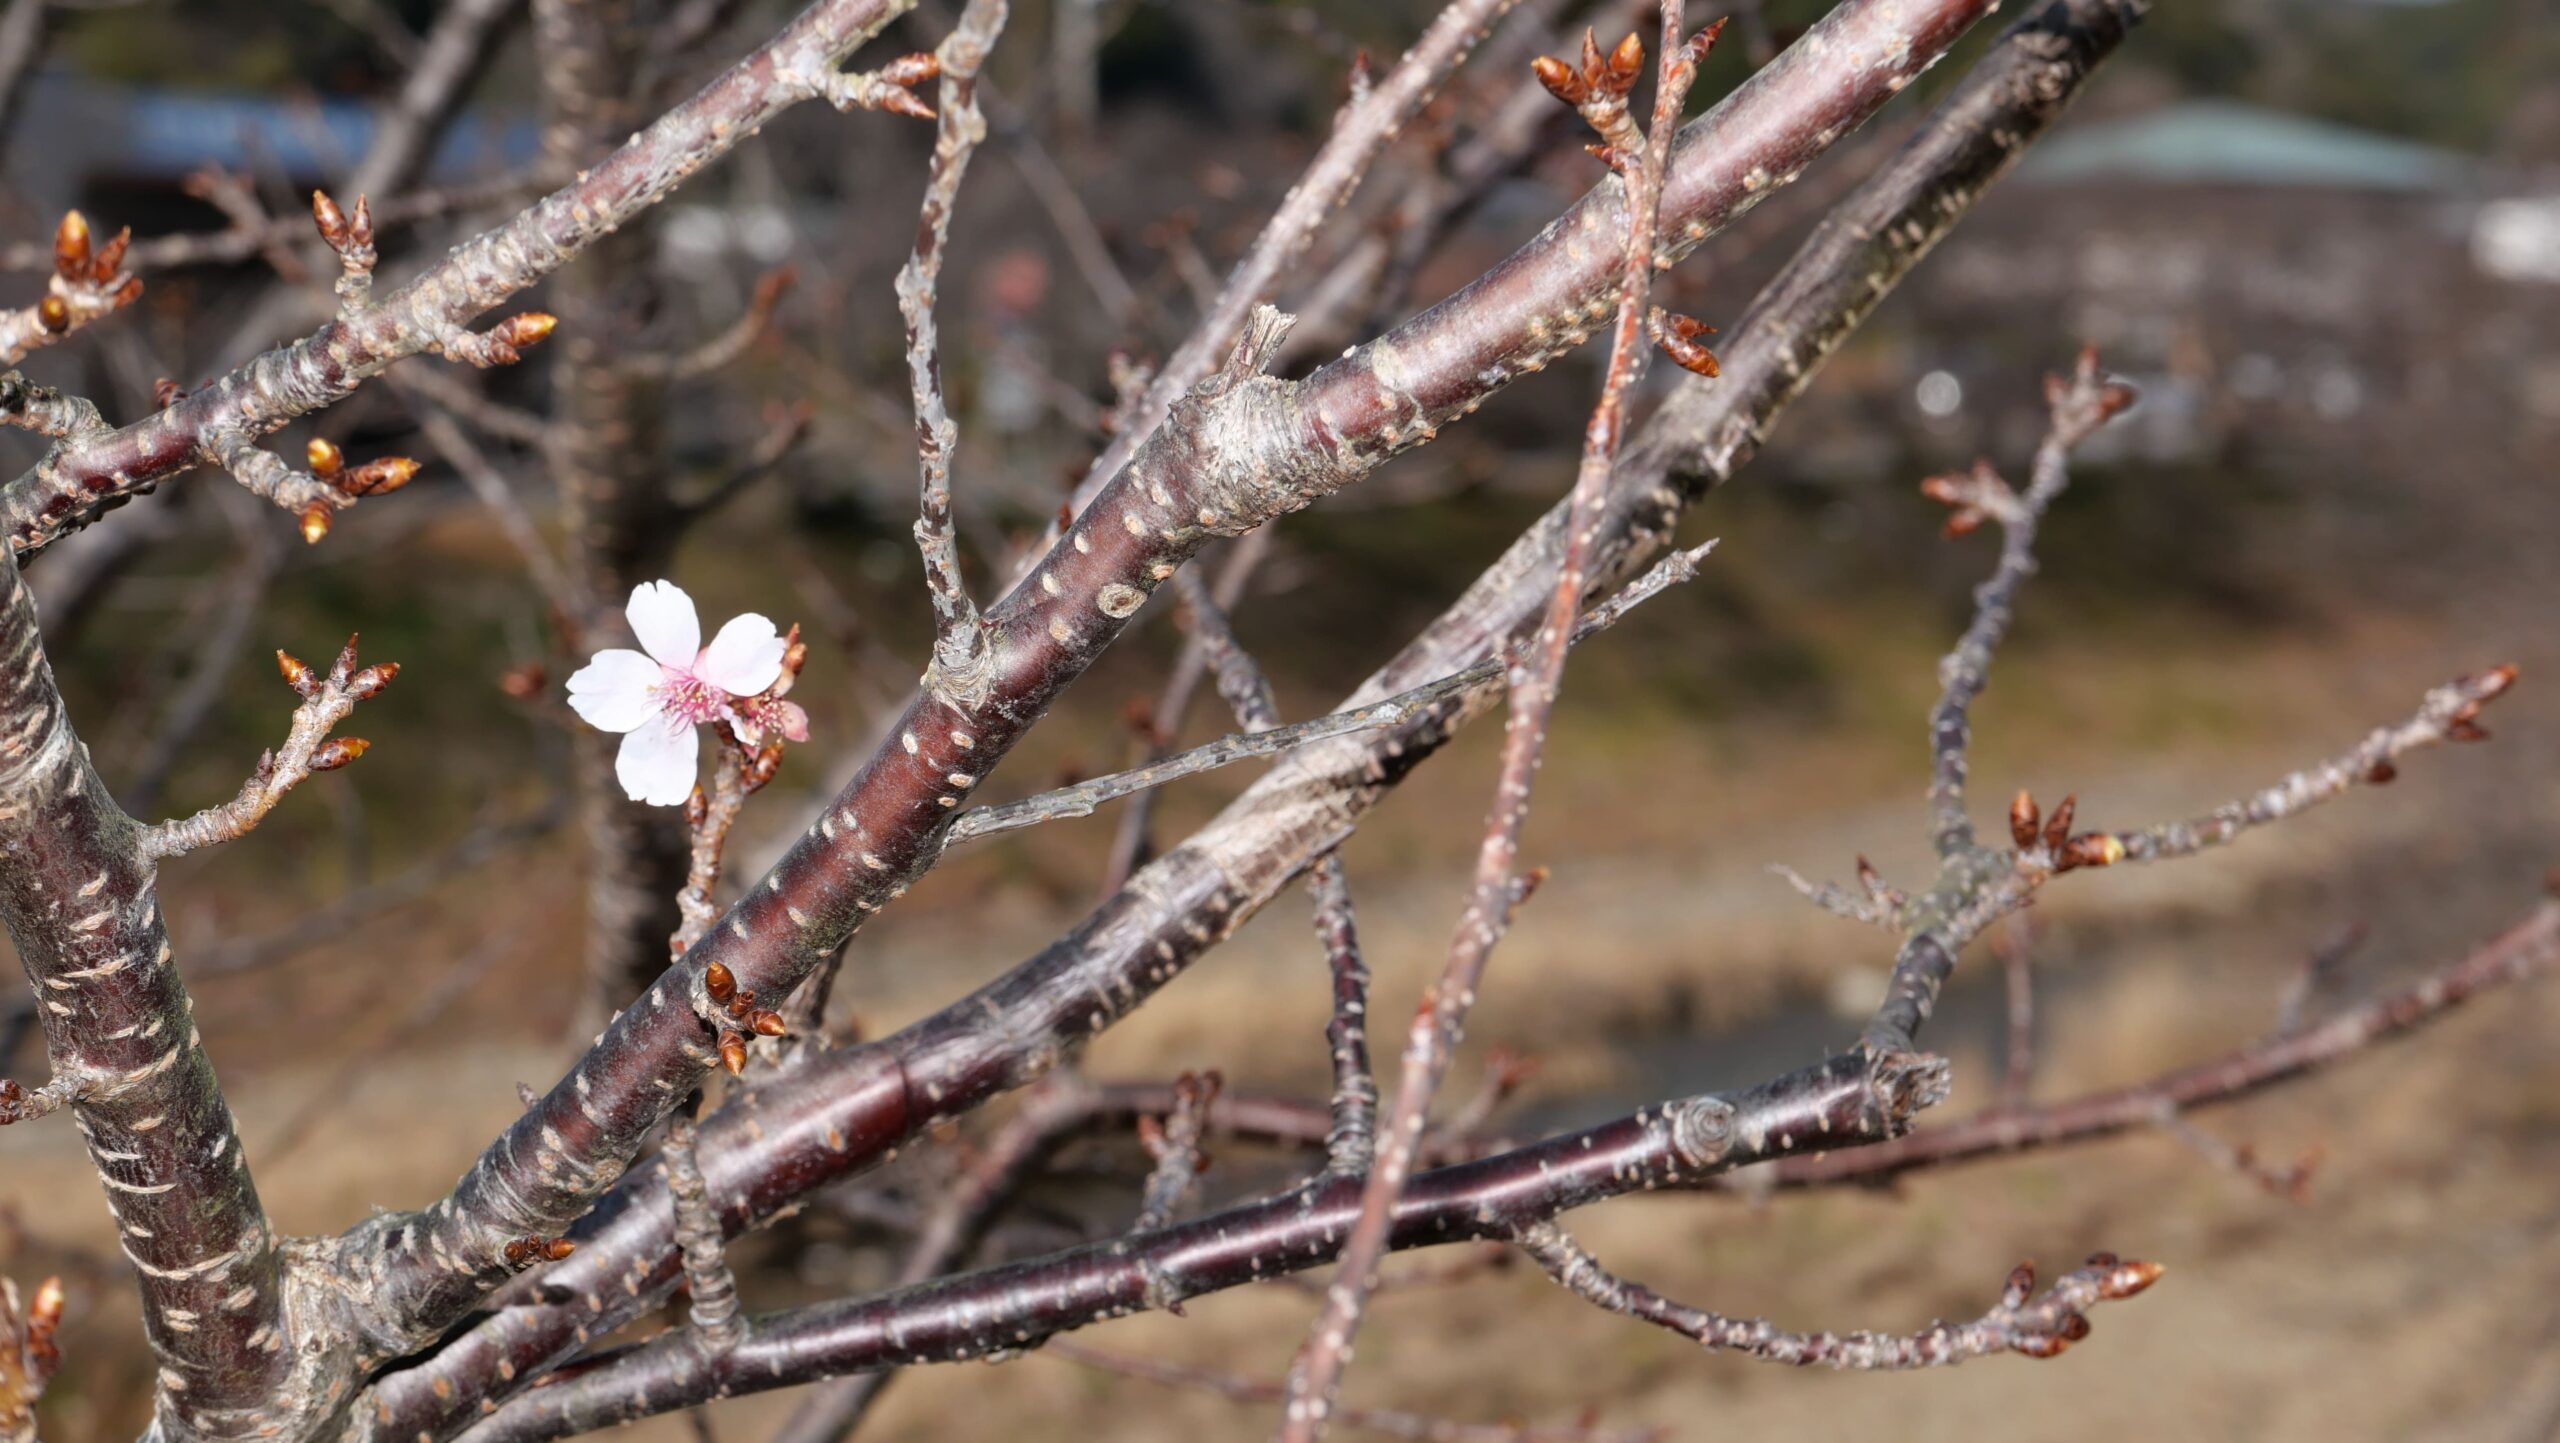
[453,1049,1949,1441]
[357,9,2129,1434]
[0,545,296,1441]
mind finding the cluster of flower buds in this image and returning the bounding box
[703,962,787,1075]
[310,188,376,309]
[1532,30,1649,162]
[1920,458,2022,539]
[501,1236,578,1269]
[279,635,398,702]
[4,212,142,366]
[2009,790,2124,873]
[823,50,941,120]
[47,211,140,327]
[276,635,396,774]
[1532,19,1725,171]
[1648,308,1720,379]
[2002,1253,2165,1359]
[0,1273,64,1427]
[2045,345,2142,445]
[294,439,425,543]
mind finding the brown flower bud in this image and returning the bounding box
[276,649,317,698]
[305,437,344,479]
[154,378,187,408]
[310,737,371,772]
[718,1033,748,1076]
[2058,1311,2093,1343]
[1654,312,1720,378]
[2055,832,2124,872]
[1607,31,1645,85]
[347,662,399,701]
[875,89,935,121]
[2008,790,2040,850]
[2098,1259,2166,1299]
[1531,55,1586,105]
[338,455,421,498]
[1682,17,1730,67]
[492,312,557,351]
[90,226,130,283]
[35,295,69,334]
[53,210,91,281]
[877,51,940,87]
[348,194,373,249]
[542,1238,577,1261]
[2364,759,2397,785]
[2041,794,2076,853]
[311,190,347,246]
[749,1009,787,1038]
[704,961,737,1006]
[2002,1262,2036,1308]
[299,506,333,545]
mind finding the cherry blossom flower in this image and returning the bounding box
[565,581,809,806]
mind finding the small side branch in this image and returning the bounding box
[1310,855,1377,1176]
[0,1071,91,1127]
[1923,348,2137,856]
[1518,1222,2163,1367]
[1280,17,1716,1439]
[890,1,1007,701]
[1133,1069,1221,1231]
[139,636,395,861]
[665,1104,746,1354]
[2114,666,2516,864]
[0,212,140,366]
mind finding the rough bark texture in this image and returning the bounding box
[356,4,2143,1434]
[0,546,294,1443]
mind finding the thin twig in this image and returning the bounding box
[1518,1222,2163,1367]
[1279,17,1714,1438]
[947,541,1715,845]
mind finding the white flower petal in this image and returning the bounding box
[696,612,786,696]
[626,580,700,669]
[615,715,700,806]
[564,649,663,733]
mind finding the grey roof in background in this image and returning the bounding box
[2018,100,2476,192]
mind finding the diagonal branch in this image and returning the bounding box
[357,7,2130,1432]
[0,0,926,558]
[1518,1224,2163,1367]
[1281,15,1713,1436]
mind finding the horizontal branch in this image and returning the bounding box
[1759,897,2560,1191]
[455,1050,1949,1441]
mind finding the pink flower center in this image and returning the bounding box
[653,667,730,727]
